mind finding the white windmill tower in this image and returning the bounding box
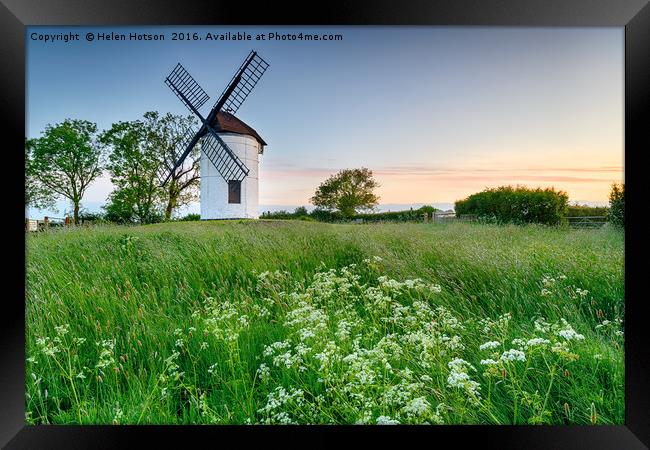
[159,51,270,219]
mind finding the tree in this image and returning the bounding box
[25,141,56,212]
[143,111,201,220]
[310,168,380,218]
[99,120,163,224]
[26,119,103,222]
[608,183,624,227]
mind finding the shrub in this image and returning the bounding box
[309,208,342,222]
[178,213,201,222]
[608,183,624,227]
[262,205,436,223]
[354,207,434,223]
[567,204,609,217]
[455,186,569,226]
[77,210,105,224]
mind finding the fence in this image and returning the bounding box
[25,216,68,232]
[434,214,607,227]
[431,212,477,223]
[566,216,608,228]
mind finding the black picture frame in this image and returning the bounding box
[2,0,648,448]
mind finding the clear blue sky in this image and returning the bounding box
[26,26,624,217]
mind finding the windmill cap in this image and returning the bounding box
[211,111,267,149]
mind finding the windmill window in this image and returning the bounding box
[228,180,241,204]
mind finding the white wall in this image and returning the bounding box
[200,133,261,219]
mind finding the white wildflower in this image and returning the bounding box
[500,349,526,362]
[376,415,400,425]
[557,329,585,341]
[479,341,500,351]
[526,338,550,347]
[480,359,499,365]
[402,397,431,417]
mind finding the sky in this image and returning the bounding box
[26,26,624,217]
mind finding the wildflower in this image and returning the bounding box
[534,318,551,333]
[256,363,271,381]
[376,415,400,425]
[542,276,555,287]
[480,359,499,365]
[557,329,585,341]
[479,341,500,351]
[500,349,526,362]
[595,320,611,329]
[447,358,481,400]
[402,397,431,418]
[526,338,550,347]
[54,324,70,336]
[511,338,526,349]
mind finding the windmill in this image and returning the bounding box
[159,50,270,219]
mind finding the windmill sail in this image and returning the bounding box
[201,129,250,182]
[165,63,211,114]
[212,51,270,116]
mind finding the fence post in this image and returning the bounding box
[44,216,49,231]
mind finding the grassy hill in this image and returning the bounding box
[25,221,624,424]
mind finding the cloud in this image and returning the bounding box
[262,162,623,184]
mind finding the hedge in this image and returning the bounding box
[455,186,569,225]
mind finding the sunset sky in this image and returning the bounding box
[26,26,624,216]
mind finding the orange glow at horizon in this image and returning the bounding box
[259,161,624,206]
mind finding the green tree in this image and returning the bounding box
[26,119,103,222]
[25,141,57,212]
[608,183,624,227]
[99,120,163,224]
[143,111,201,220]
[310,168,380,218]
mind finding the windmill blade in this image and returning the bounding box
[212,51,269,116]
[202,128,250,182]
[158,124,202,187]
[165,63,211,115]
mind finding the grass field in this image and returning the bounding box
[25,221,624,425]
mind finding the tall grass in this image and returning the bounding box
[25,221,624,424]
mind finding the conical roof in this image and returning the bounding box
[210,111,267,148]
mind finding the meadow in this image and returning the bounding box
[25,221,624,425]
